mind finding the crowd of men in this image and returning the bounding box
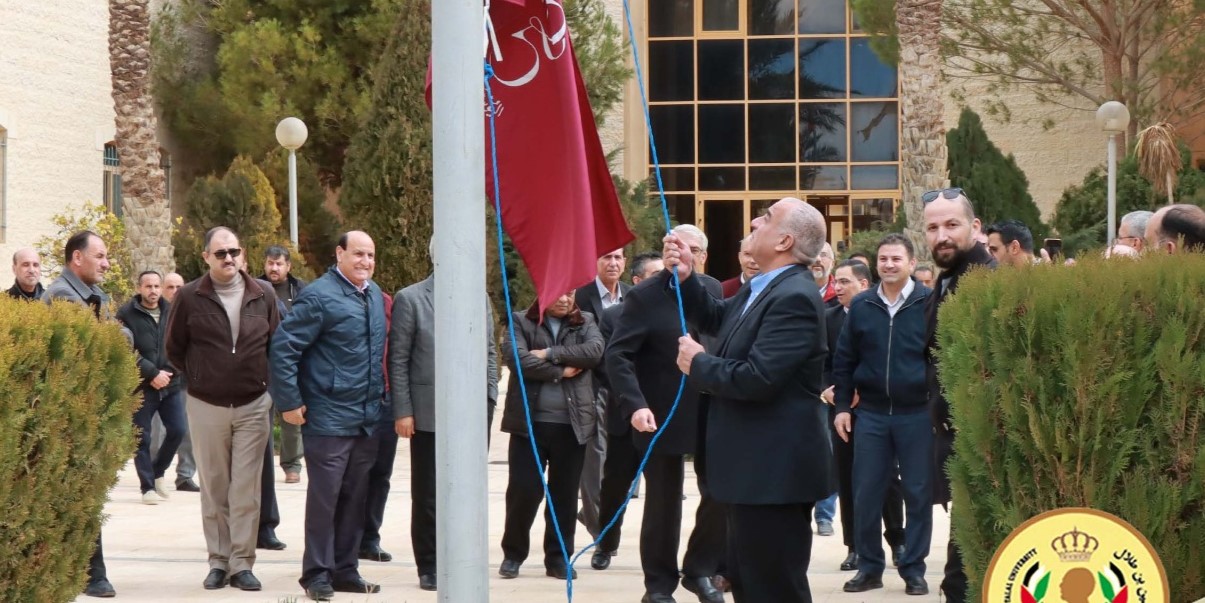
[6,198,1205,603]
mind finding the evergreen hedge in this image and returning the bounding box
[938,254,1205,599]
[0,299,140,602]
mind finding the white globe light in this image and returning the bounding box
[275,117,309,150]
[1096,101,1130,134]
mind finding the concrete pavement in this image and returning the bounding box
[75,416,951,603]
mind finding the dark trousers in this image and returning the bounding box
[132,388,185,493]
[361,422,399,551]
[641,454,727,595]
[501,422,585,568]
[596,432,640,553]
[299,434,380,587]
[87,533,106,583]
[409,430,437,575]
[833,412,905,549]
[258,438,280,540]
[727,503,814,603]
[943,536,969,602]
[852,409,933,578]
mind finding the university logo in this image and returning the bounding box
[983,508,1169,603]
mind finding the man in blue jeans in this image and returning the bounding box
[833,234,934,596]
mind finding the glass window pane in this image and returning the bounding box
[850,102,899,161]
[650,105,695,164]
[797,0,846,34]
[800,165,848,190]
[852,198,896,232]
[799,102,846,162]
[703,0,740,30]
[698,104,745,163]
[698,40,745,101]
[699,167,746,190]
[650,0,694,37]
[750,167,797,190]
[749,0,795,35]
[749,104,796,163]
[652,167,695,191]
[650,41,695,102]
[703,200,745,281]
[666,194,697,225]
[851,165,899,190]
[850,39,897,98]
[748,39,795,100]
[798,38,846,99]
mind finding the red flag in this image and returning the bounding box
[427,0,634,315]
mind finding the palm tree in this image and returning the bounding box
[110,0,174,275]
[1135,122,1181,205]
[896,0,948,261]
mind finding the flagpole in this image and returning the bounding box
[431,0,488,601]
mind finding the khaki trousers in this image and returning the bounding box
[186,392,271,573]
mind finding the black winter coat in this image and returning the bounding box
[117,296,183,394]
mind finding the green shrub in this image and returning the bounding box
[938,253,1205,599]
[0,299,140,602]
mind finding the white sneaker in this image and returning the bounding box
[154,477,170,499]
[142,491,159,505]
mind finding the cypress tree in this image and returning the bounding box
[947,108,1046,239]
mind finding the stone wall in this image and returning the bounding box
[0,1,114,270]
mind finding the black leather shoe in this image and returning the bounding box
[419,574,437,591]
[499,559,520,579]
[892,544,905,567]
[642,593,678,603]
[202,569,227,590]
[359,545,392,562]
[229,570,261,591]
[681,575,725,603]
[840,551,859,571]
[175,479,200,492]
[545,565,578,580]
[843,571,884,592]
[257,535,287,550]
[305,581,335,601]
[84,578,116,598]
[333,577,380,593]
[590,549,614,570]
[904,575,929,595]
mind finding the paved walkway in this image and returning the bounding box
[76,416,951,603]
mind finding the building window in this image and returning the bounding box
[103,143,122,217]
[644,0,901,279]
[0,126,7,244]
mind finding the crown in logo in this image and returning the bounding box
[1051,527,1099,562]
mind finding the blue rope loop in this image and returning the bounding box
[485,0,691,595]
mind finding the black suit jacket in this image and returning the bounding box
[679,265,835,505]
[595,304,629,437]
[822,304,846,390]
[604,271,722,456]
[574,279,633,321]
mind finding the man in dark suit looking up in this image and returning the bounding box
[663,197,835,603]
[606,252,726,603]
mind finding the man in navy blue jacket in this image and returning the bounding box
[832,233,933,596]
[270,231,388,600]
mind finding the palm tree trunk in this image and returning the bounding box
[897,0,948,261]
[110,0,174,275]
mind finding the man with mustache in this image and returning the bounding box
[261,245,308,484]
[922,189,995,603]
[166,226,282,592]
[8,248,44,300]
[811,242,839,308]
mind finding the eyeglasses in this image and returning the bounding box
[212,248,242,260]
[921,188,966,203]
[1113,236,1140,247]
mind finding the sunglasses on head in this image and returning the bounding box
[921,188,966,203]
[212,248,242,260]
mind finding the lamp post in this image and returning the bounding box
[1096,101,1130,247]
[275,117,308,248]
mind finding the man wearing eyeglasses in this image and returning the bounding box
[921,189,996,603]
[984,219,1035,268]
[1113,210,1152,255]
[166,226,282,592]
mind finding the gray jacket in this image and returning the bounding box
[388,276,499,432]
[44,269,111,320]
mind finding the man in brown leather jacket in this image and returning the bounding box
[166,226,281,593]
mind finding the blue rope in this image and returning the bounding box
[485,0,693,595]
